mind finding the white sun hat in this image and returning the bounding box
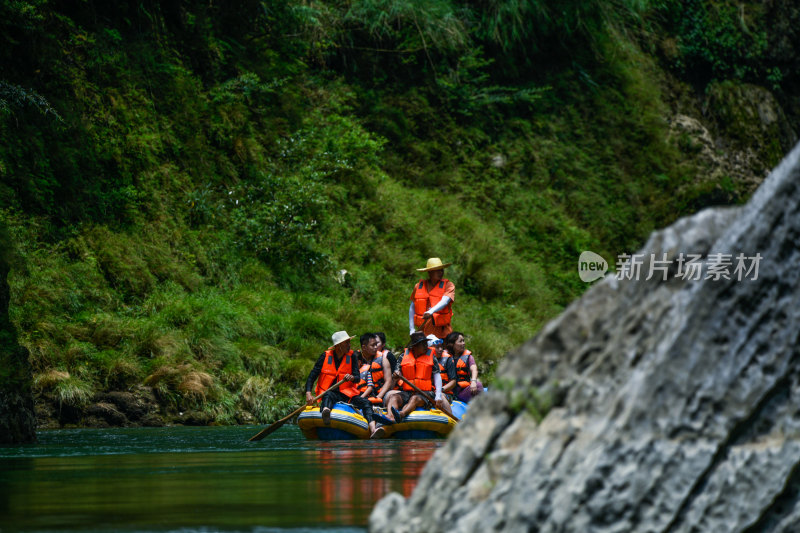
[331,330,356,347]
[426,334,443,346]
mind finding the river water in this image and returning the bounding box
[0,425,442,533]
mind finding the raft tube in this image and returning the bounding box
[297,403,371,440]
[297,401,468,440]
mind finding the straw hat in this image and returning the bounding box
[331,330,356,347]
[416,257,452,272]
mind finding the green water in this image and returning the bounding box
[0,425,442,533]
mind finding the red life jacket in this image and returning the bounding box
[412,279,452,327]
[315,349,359,398]
[455,350,473,389]
[400,347,436,392]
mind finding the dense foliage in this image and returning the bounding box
[1,0,793,425]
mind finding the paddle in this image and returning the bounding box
[395,373,460,424]
[414,315,432,332]
[248,378,348,441]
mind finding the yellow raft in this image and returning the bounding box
[297,401,466,440]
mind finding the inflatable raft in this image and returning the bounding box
[297,400,468,440]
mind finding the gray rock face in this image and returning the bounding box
[370,143,800,533]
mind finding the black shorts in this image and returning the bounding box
[320,389,374,423]
[390,390,433,405]
[395,390,414,405]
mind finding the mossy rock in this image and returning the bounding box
[705,81,797,169]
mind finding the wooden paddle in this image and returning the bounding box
[248,378,348,441]
[396,373,460,424]
[414,315,432,332]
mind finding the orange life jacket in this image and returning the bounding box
[358,365,384,404]
[356,363,371,395]
[400,347,436,393]
[357,356,388,404]
[438,350,454,378]
[438,351,456,397]
[412,279,452,327]
[369,355,387,391]
[455,350,473,389]
[315,349,359,398]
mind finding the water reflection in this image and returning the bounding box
[312,441,438,524]
[0,426,441,531]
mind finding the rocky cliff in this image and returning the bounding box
[0,225,36,444]
[371,141,800,532]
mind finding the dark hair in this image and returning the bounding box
[360,332,377,347]
[443,331,465,355]
[375,331,387,345]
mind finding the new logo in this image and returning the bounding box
[578,251,608,282]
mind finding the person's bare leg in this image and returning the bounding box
[385,393,402,422]
[400,395,424,418]
[438,397,454,418]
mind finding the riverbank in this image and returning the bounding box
[36,385,190,429]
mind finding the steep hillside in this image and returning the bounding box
[0,0,797,427]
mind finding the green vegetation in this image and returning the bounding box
[497,377,555,423]
[0,0,793,425]
[657,0,771,85]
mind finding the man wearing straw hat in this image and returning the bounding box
[305,330,386,438]
[409,257,455,339]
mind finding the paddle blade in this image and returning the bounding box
[248,403,307,441]
[248,383,342,442]
[248,420,286,441]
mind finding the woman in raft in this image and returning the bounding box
[443,331,483,403]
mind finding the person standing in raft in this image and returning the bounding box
[305,330,386,438]
[409,257,455,339]
[443,331,483,403]
[384,332,449,422]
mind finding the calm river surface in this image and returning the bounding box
[0,425,442,533]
